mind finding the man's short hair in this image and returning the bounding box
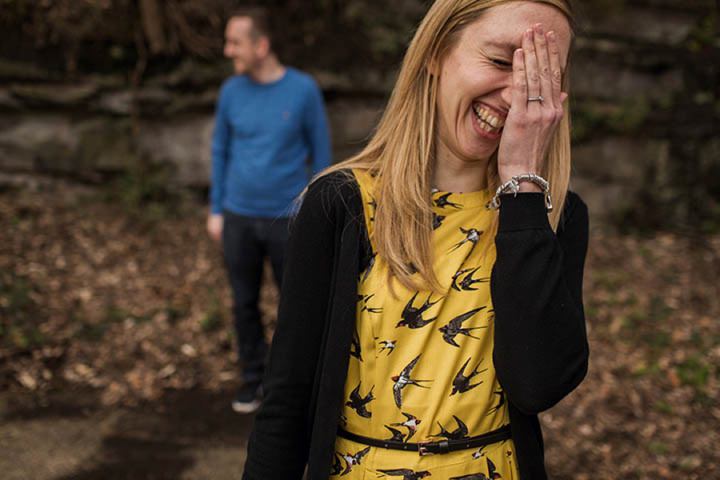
[229,7,272,41]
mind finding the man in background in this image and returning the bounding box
[208,7,331,413]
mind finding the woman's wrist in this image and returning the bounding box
[514,182,542,193]
[488,172,553,211]
[498,171,542,192]
[499,168,537,181]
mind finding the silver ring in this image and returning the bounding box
[527,95,544,103]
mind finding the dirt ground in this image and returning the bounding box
[1,179,718,479]
[0,387,252,480]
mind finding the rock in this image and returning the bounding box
[327,98,383,162]
[574,136,670,183]
[136,116,214,186]
[9,83,99,108]
[581,5,697,45]
[571,59,683,101]
[0,59,48,81]
[0,88,22,111]
[0,115,134,177]
[164,89,217,114]
[74,118,136,172]
[572,137,672,221]
[146,59,230,89]
[94,90,134,115]
[0,115,76,172]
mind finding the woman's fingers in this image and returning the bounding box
[533,23,554,108]
[522,28,540,105]
[547,30,563,108]
[511,48,528,114]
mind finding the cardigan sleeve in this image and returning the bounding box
[491,191,590,415]
[243,175,340,479]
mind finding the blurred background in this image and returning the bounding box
[0,0,718,479]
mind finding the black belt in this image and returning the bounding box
[337,424,511,456]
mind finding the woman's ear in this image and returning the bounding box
[427,56,440,77]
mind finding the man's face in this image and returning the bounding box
[223,17,265,74]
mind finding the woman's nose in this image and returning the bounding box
[499,73,514,110]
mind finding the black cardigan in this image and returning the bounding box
[242,170,589,480]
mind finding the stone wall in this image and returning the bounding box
[0,0,716,230]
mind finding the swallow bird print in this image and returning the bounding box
[368,197,378,221]
[346,382,374,418]
[359,293,383,314]
[472,445,487,460]
[340,446,371,476]
[379,339,397,356]
[486,389,506,416]
[449,457,503,480]
[439,306,487,347]
[377,469,432,480]
[434,192,462,209]
[361,252,376,283]
[349,326,362,361]
[390,412,422,441]
[384,424,406,442]
[397,292,442,329]
[449,227,483,254]
[432,213,446,230]
[451,267,489,291]
[431,415,470,440]
[451,357,488,395]
[329,453,344,476]
[391,354,432,408]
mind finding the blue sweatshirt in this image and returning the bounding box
[209,67,332,218]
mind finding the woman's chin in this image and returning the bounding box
[461,135,500,162]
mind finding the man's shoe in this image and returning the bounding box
[231,383,262,414]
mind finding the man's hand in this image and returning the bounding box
[207,214,224,244]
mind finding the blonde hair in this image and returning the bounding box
[315,0,575,293]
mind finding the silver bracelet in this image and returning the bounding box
[486,173,553,212]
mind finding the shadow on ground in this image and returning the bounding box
[0,386,254,480]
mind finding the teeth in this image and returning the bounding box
[473,105,504,130]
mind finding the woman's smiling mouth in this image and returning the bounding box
[471,102,505,138]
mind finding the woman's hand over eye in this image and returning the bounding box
[497,23,568,190]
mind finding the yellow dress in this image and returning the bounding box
[330,169,520,479]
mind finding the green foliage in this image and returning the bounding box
[200,293,224,332]
[102,156,186,225]
[676,356,711,390]
[685,11,717,52]
[647,441,669,456]
[653,400,673,414]
[571,97,651,143]
[0,272,45,349]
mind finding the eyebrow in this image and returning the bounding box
[484,40,519,51]
[483,40,567,74]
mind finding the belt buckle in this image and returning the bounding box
[417,440,435,456]
[417,439,449,456]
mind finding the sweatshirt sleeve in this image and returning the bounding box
[302,79,332,175]
[491,191,590,414]
[243,175,339,479]
[209,81,232,215]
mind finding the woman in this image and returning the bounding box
[243,1,589,479]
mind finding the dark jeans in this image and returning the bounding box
[222,211,289,386]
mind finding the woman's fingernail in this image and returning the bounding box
[547,31,555,40]
[535,24,544,34]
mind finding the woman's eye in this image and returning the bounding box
[492,59,512,68]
